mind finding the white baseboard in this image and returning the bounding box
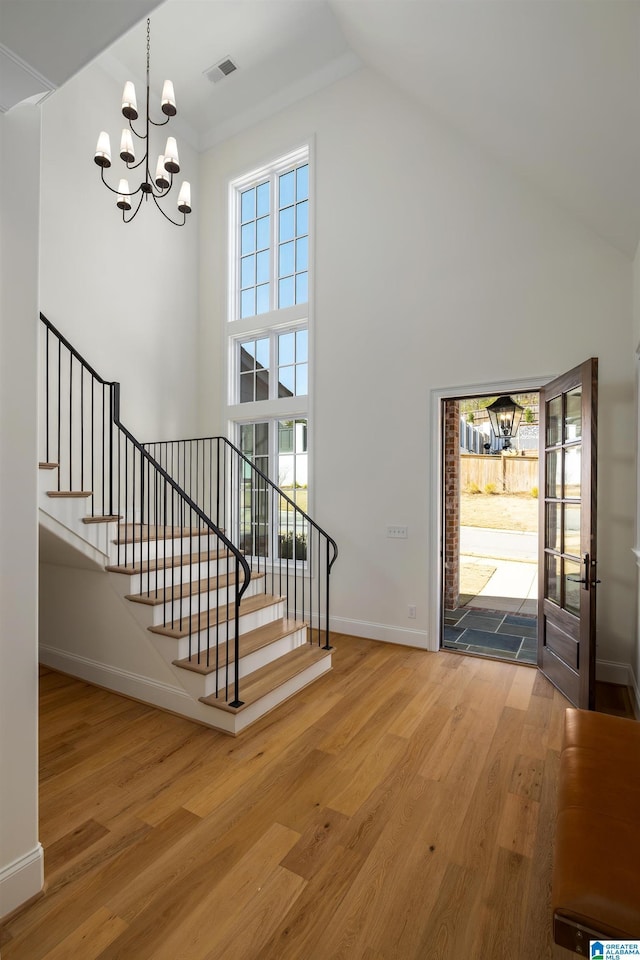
[38,644,231,729]
[597,659,640,718]
[0,843,44,920]
[596,658,632,686]
[330,616,429,649]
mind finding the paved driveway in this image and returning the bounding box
[460,525,538,562]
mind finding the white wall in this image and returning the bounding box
[39,61,200,443]
[0,104,43,918]
[199,67,636,673]
[631,244,640,710]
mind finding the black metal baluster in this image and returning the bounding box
[57,339,61,490]
[300,509,305,629]
[45,327,50,463]
[163,477,169,630]
[308,527,313,644]
[68,352,73,492]
[102,386,106,515]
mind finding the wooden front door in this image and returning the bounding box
[538,359,598,708]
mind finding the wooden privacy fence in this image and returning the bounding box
[461,453,538,494]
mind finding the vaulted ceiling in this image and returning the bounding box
[3,0,640,256]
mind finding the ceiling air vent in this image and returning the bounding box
[204,57,238,84]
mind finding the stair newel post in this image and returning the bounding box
[57,338,61,491]
[110,383,120,519]
[80,367,84,497]
[45,325,50,464]
[69,352,73,494]
[323,538,333,651]
[139,450,145,598]
[229,572,244,708]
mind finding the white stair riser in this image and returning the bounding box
[174,626,308,699]
[114,556,246,594]
[40,491,89,525]
[231,657,332,734]
[149,578,264,626]
[115,577,264,629]
[149,599,286,661]
[108,533,222,566]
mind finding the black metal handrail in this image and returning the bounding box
[39,313,251,706]
[143,436,338,650]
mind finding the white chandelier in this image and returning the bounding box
[94,18,192,226]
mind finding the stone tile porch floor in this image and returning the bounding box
[443,557,538,665]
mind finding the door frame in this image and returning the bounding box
[428,374,552,653]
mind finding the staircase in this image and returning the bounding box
[38,314,337,735]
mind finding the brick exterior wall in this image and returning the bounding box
[444,400,460,610]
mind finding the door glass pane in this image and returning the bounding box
[546,502,561,552]
[547,396,562,446]
[564,446,581,498]
[565,387,582,442]
[546,450,561,498]
[564,558,581,616]
[545,554,561,604]
[564,504,581,556]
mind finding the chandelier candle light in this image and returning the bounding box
[94,18,192,225]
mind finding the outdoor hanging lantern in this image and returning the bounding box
[486,395,524,448]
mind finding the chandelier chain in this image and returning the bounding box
[146,19,150,81]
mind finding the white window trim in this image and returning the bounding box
[232,414,312,570]
[227,144,310,327]
[231,320,309,408]
[224,141,315,523]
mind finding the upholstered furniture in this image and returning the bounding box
[552,708,640,953]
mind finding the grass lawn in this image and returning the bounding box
[460,492,538,533]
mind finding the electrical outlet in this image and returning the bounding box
[387,525,408,539]
[408,603,416,619]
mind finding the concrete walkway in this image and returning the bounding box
[461,554,538,616]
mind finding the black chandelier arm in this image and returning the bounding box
[100,164,177,201]
[150,190,186,227]
[100,166,144,198]
[124,153,148,172]
[122,192,146,224]
[128,118,147,140]
[128,111,171,134]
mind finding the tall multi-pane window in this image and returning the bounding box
[277,165,308,309]
[227,146,311,561]
[237,157,309,321]
[239,181,270,319]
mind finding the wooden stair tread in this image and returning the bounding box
[125,570,264,606]
[47,490,93,498]
[148,593,283,639]
[39,462,58,470]
[200,644,331,713]
[82,515,122,524]
[173,618,305,674]
[113,523,219,544]
[106,549,229,576]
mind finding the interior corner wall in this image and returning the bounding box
[39,62,200,443]
[199,66,635,670]
[0,104,43,918]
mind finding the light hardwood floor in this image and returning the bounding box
[2,637,589,959]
